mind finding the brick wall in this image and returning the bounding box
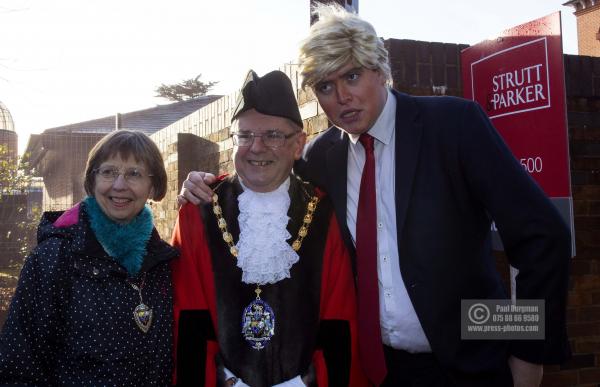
[36,132,106,211]
[574,4,600,57]
[151,133,219,239]
[150,92,239,238]
[386,39,468,97]
[542,54,600,387]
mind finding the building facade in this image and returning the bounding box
[564,0,600,56]
[24,96,220,211]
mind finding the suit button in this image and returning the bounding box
[92,267,100,275]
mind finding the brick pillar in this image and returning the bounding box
[152,133,219,240]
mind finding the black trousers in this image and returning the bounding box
[381,346,514,387]
[381,346,455,387]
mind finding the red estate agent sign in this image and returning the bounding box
[461,12,575,254]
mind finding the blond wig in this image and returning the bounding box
[299,3,392,89]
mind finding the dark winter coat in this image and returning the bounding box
[0,202,178,386]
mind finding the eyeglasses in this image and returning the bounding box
[231,130,298,148]
[94,166,153,184]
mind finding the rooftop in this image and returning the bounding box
[42,95,221,135]
[23,95,222,173]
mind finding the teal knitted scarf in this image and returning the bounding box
[84,196,153,277]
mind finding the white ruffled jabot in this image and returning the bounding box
[236,177,299,285]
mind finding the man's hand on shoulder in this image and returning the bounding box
[509,355,543,387]
[177,171,217,206]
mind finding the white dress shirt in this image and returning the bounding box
[346,90,431,352]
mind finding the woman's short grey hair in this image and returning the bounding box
[299,3,392,90]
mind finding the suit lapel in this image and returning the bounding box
[393,91,423,242]
[325,131,354,251]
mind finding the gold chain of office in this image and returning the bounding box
[211,192,320,257]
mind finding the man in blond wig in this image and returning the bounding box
[179,4,571,387]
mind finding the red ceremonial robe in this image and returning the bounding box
[171,175,367,386]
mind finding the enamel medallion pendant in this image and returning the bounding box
[133,303,153,333]
[210,192,320,351]
[129,274,153,333]
[241,287,275,350]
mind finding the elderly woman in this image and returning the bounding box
[0,130,178,386]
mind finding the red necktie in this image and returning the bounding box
[356,133,387,385]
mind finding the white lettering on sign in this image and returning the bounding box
[469,37,552,119]
[490,64,546,110]
[520,156,543,174]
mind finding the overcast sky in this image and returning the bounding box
[0,0,579,155]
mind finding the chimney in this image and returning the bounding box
[563,0,600,56]
[115,113,122,130]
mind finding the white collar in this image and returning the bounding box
[235,177,299,285]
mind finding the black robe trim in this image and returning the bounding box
[176,310,216,386]
[317,320,351,386]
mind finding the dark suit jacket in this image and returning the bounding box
[295,90,571,385]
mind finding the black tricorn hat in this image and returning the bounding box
[231,70,303,128]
